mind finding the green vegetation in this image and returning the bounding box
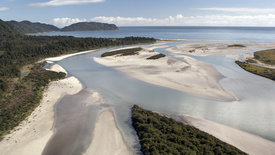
[132,105,246,155]
[0,20,19,37]
[236,61,275,80]
[246,58,257,63]
[228,44,246,48]
[254,49,275,65]
[61,22,118,31]
[101,47,142,57]
[146,53,166,60]
[7,20,59,34]
[0,63,66,138]
[0,18,156,139]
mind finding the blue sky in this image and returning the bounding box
[1,0,275,27]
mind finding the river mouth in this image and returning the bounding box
[44,41,275,154]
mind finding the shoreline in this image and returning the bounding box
[41,49,96,62]
[179,114,275,155]
[0,64,83,155]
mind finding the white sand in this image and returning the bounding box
[46,64,68,74]
[0,64,83,155]
[225,54,240,60]
[167,43,275,56]
[41,50,95,62]
[94,49,235,101]
[241,53,254,61]
[85,109,133,155]
[179,115,275,155]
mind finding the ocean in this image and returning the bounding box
[36,26,275,41]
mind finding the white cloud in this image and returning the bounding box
[0,7,9,11]
[53,17,87,27]
[90,14,275,26]
[198,8,275,14]
[29,0,104,7]
[53,14,275,27]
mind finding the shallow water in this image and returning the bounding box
[41,41,275,154]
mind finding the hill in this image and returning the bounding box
[6,20,59,34]
[61,22,118,31]
[0,19,18,37]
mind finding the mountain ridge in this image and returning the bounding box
[5,20,118,34]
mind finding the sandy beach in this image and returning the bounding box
[179,115,275,155]
[85,109,133,155]
[94,47,235,101]
[0,64,83,155]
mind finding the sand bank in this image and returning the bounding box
[179,115,275,155]
[94,48,235,101]
[0,64,83,155]
[167,43,275,56]
[41,50,95,62]
[46,64,68,74]
[85,109,133,155]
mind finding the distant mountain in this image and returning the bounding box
[0,19,19,37]
[2,20,118,34]
[6,20,59,34]
[61,22,118,31]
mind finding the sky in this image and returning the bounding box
[1,0,275,27]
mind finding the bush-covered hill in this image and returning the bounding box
[7,20,60,34]
[61,22,118,31]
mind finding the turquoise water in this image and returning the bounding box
[42,28,275,154]
[37,26,275,41]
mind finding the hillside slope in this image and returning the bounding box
[7,20,59,34]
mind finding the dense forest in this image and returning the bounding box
[101,47,142,57]
[132,105,246,155]
[0,18,155,138]
[0,63,66,138]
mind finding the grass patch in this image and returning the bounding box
[101,47,142,57]
[132,105,247,155]
[0,51,4,56]
[254,49,275,65]
[146,53,165,60]
[20,64,33,77]
[236,61,275,81]
[228,44,246,48]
